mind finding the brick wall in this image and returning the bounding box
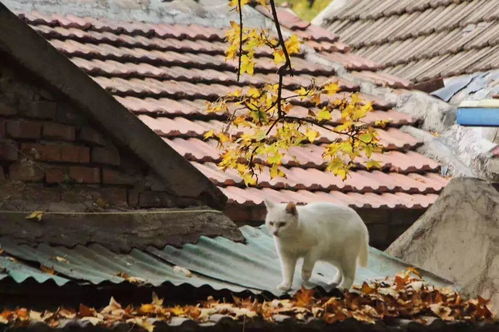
[0,59,202,211]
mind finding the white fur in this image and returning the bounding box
[264,201,369,292]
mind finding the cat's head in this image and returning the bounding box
[264,200,298,237]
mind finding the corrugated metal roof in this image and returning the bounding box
[0,226,453,296]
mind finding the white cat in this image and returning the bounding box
[264,200,369,292]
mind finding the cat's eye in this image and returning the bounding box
[269,222,274,226]
[277,222,286,227]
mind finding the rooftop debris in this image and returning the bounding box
[0,269,494,330]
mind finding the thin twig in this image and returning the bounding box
[237,0,243,81]
[269,0,293,75]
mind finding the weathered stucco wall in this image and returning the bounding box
[387,178,499,314]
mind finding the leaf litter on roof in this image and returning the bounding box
[0,268,494,330]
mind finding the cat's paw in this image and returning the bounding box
[276,282,291,292]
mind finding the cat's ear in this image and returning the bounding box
[285,202,297,216]
[264,199,275,210]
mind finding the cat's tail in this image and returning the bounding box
[358,233,369,267]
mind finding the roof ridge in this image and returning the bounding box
[19,11,227,41]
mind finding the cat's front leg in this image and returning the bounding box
[301,253,317,285]
[277,251,297,291]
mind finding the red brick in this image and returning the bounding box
[0,101,16,116]
[69,166,100,183]
[60,145,90,163]
[45,167,68,184]
[78,127,106,146]
[0,141,17,161]
[102,168,136,185]
[43,122,76,141]
[9,161,44,182]
[6,120,42,139]
[92,146,120,166]
[21,143,60,161]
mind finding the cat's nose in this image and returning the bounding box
[273,231,279,237]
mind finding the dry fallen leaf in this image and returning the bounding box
[40,265,56,275]
[294,288,315,307]
[173,265,192,278]
[116,272,146,285]
[25,211,44,222]
[53,256,69,264]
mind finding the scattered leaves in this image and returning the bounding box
[0,270,494,331]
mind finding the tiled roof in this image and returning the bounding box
[0,225,454,296]
[18,9,448,211]
[320,0,499,83]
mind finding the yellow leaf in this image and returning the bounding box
[316,107,331,121]
[273,49,285,64]
[126,317,155,332]
[359,132,373,143]
[365,160,381,169]
[269,165,284,178]
[203,130,215,139]
[240,54,254,75]
[152,292,164,306]
[247,87,260,98]
[169,306,186,316]
[323,82,340,95]
[374,119,390,127]
[267,152,282,164]
[228,89,242,97]
[305,129,319,143]
[139,304,156,314]
[242,173,256,186]
[284,35,301,54]
[26,211,43,222]
[228,0,249,8]
[233,116,248,126]
[216,132,230,143]
[295,87,308,96]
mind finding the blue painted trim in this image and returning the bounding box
[457,108,499,127]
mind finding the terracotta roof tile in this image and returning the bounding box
[20,9,446,211]
[322,0,499,83]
